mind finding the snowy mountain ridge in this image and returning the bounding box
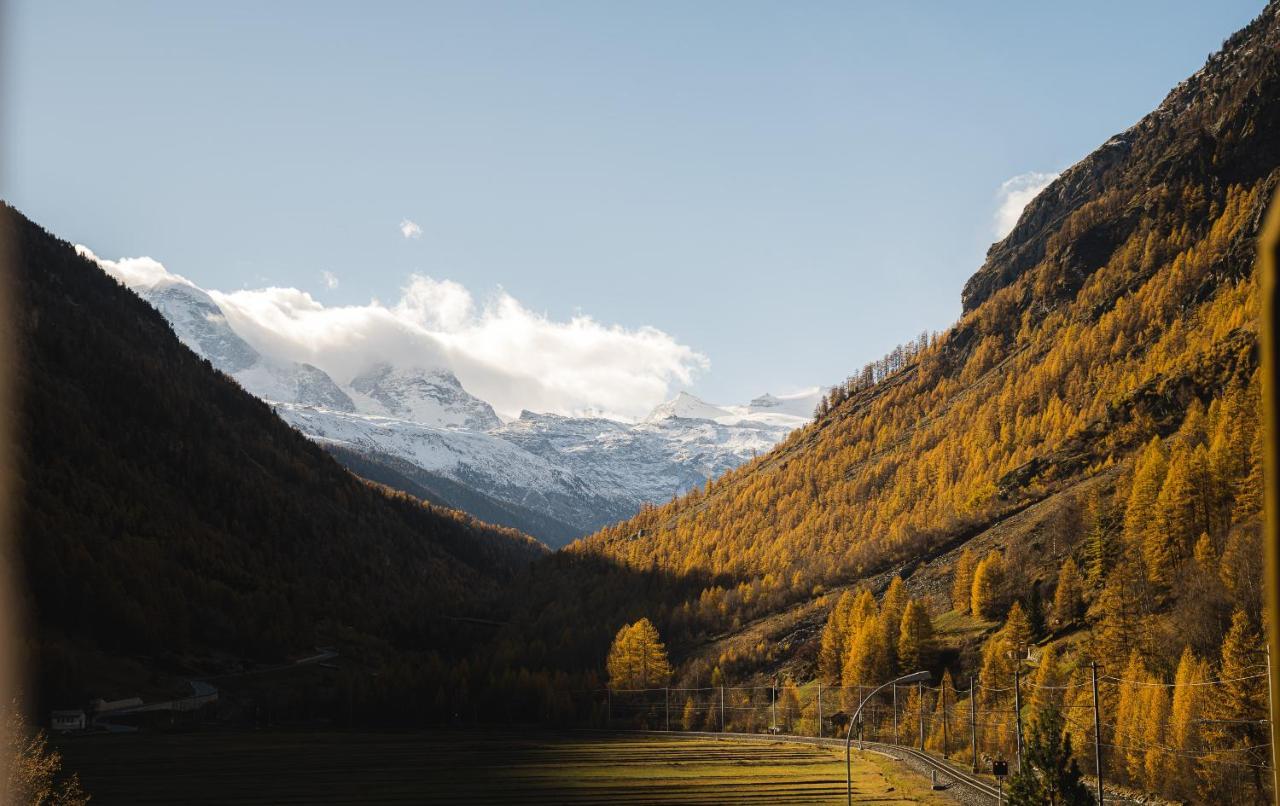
[137,281,358,412]
[98,258,817,546]
[349,362,501,431]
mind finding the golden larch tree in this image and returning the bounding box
[681,696,697,731]
[879,577,909,672]
[1124,437,1167,549]
[1167,645,1208,801]
[842,617,890,692]
[926,669,956,756]
[971,551,1004,620]
[1001,601,1032,658]
[897,599,934,672]
[1139,682,1169,792]
[1198,610,1266,802]
[606,617,672,689]
[1052,557,1084,627]
[819,591,855,683]
[1112,651,1148,784]
[1027,644,1061,723]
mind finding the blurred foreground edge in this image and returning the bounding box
[1262,187,1280,797]
[0,204,18,794]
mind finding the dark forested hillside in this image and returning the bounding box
[5,205,545,710]
[488,11,1278,796]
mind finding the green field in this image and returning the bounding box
[54,731,961,804]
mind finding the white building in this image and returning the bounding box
[50,710,86,732]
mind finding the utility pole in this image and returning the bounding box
[720,686,726,732]
[1268,647,1278,800]
[918,681,925,751]
[772,684,777,732]
[607,688,612,727]
[817,683,823,738]
[665,687,670,731]
[942,681,949,757]
[893,684,899,744]
[1091,661,1104,805]
[1013,667,1024,773]
[969,679,978,773]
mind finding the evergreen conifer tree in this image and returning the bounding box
[1006,706,1094,805]
[1025,584,1046,640]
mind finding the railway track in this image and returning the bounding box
[630,730,1001,803]
[863,741,1001,801]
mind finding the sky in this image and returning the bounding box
[2,1,1265,418]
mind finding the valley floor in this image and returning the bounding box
[53,730,961,805]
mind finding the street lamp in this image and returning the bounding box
[846,670,931,806]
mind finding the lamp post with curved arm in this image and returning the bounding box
[846,670,932,806]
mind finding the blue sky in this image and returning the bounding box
[3,1,1264,414]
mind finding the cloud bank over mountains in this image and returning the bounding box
[79,246,708,421]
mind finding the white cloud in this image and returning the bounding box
[78,247,708,421]
[399,219,422,239]
[993,171,1058,239]
[77,245,193,290]
[321,271,340,290]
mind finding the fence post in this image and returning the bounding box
[969,678,977,773]
[817,683,823,738]
[607,688,612,727]
[665,687,670,732]
[1091,661,1104,805]
[772,684,777,731]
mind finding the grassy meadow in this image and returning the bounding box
[54,731,961,804]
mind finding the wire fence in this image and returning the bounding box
[588,664,1275,801]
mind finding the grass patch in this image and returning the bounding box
[933,609,995,647]
[55,730,962,804]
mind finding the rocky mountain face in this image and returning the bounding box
[494,404,803,511]
[135,280,356,412]
[349,363,501,431]
[94,262,816,547]
[963,4,1280,314]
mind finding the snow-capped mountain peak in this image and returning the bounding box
[643,391,733,423]
[144,282,260,374]
[93,251,814,546]
[746,389,823,418]
[348,362,501,432]
[135,281,356,412]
